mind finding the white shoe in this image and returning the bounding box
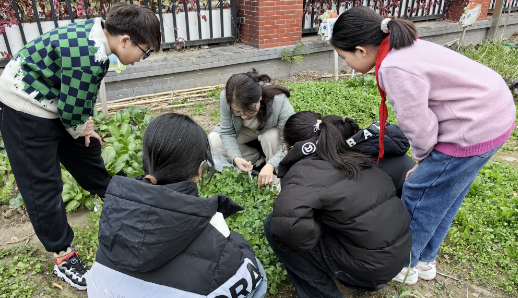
[392,266,418,285]
[418,261,436,280]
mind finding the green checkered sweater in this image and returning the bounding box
[0,18,110,138]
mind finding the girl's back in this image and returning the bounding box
[270,112,412,285]
[379,39,515,161]
[87,113,266,298]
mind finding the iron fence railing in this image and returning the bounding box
[1,0,237,58]
[302,0,446,34]
[489,0,518,12]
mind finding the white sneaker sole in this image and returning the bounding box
[392,273,418,285]
[53,265,87,291]
[418,269,436,280]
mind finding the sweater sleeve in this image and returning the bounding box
[218,91,242,163]
[270,184,322,252]
[265,95,295,169]
[379,67,438,161]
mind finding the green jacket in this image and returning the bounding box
[212,90,295,169]
[0,18,110,138]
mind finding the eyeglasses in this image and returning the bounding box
[120,34,152,59]
[231,107,258,117]
[132,39,152,59]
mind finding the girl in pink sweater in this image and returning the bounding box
[330,6,516,285]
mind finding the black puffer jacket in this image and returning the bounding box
[92,176,263,297]
[271,138,412,284]
[346,121,415,197]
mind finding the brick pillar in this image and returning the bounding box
[447,0,491,22]
[237,0,303,49]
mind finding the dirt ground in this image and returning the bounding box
[1,72,517,297]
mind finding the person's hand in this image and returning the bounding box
[258,163,275,187]
[79,117,94,137]
[234,157,253,172]
[78,118,101,147]
[405,163,418,180]
[84,131,103,147]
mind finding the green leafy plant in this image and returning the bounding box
[281,42,309,66]
[285,75,398,128]
[443,162,518,293]
[199,167,287,295]
[458,41,518,80]
[190,103,206,116]
[0,149,15,204]
[9,193,24,209]
[61,166,98,212]
[0,246,42,298]
[95,107,151,177]
[207,86,223,101]
[73,202,103,267]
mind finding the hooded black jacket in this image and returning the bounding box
[270,138,412,284]
[346,121,416,197]
[92,176,263,297]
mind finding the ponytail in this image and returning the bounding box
[330,6,417,52]
[387,19,418,50]
[284,112,372,180]
[321,115,360,140]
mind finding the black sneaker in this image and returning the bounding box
[53,252,89,291]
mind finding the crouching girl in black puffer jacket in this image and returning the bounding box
[87,113,267,298]
[264,111,412,298]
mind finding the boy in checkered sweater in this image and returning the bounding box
[0,3,160,291]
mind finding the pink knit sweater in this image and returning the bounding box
[378,39,516,162]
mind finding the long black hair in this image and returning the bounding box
[322,115,360,140]
[142,113,214,185]
[330,6,418,51]
[225,69,291,131]
[283,111,372,179]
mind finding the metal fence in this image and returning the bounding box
[302,0,445,34]
[1,0,237,59]
[489,0,518,12]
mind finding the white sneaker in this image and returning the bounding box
[418,261,436,280]
[392,266,418,285]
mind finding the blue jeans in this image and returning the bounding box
[248,258,268,298]
[263,213,385,298]
[403,146,502,267]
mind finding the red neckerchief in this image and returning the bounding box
[374,36,391,165]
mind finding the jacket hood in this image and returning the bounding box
[346,122,410,157]
[98,176,243,272]
[278,137,320,178]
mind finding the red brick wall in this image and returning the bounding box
[447,0,491,22]
[237,0,303,49]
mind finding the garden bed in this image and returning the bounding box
[1,41,518,298]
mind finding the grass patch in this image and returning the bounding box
[442,162,518,294]
[458,41,518,80]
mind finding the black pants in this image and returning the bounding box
[0,102,110,253]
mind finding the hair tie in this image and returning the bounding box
[342,116,347,123]
[314,119,322,132]
[381,18,391,34]
[144,175,157,185]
